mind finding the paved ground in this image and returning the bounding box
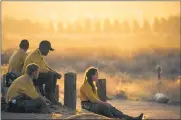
[1,99,180,119]
[108,99,180,119]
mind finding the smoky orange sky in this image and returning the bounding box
[2,1,180,23]
[1,1,180,51]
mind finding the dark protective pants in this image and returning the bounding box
[7,96,41,113]
[81,101,137,120]
[33,72,58,104]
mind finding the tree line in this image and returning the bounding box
[2,15,180,36]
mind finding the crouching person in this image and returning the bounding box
[6,63,51,113]
[80,67,144,120]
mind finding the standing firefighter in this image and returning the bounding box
[156,65,162,93]
[154,65,169,103]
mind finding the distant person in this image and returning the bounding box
[8,39,29,76]
[21,40,62,106]
[156,65,162,93]
[6,63,51,113]
[80,67,144,120]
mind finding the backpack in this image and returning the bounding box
[5,72,18,87]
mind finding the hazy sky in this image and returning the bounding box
[2,1,180,23]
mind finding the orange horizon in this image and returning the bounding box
[2,1,180,24]
[1,1,180,51]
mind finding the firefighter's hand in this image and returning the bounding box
[41,96,51,105]
[45,98,51,105]
[55,72,62,79]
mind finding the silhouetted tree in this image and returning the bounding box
[47,21,55,35]
[159,18,168,34]
[112,19,121,33]
[167,16,180,35]
[132,19,141,33]
[152,17,161,33]
[94,19,101,33]
[75,20,83,34]
[70,22,77,33]
[58,22,64,33]
[66,22,73,33]
[122,21,131,33]
[142,19,152,33]
[84,18,91,33]
[2,17,21,35]
[103,18,112,33]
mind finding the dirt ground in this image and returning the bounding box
[1,99,180,119]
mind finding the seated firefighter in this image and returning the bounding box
[8,39,29,76]
[21,40,62,105]
[1,40,29,103]
[6,63,51,113]
[80,67,144,120]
